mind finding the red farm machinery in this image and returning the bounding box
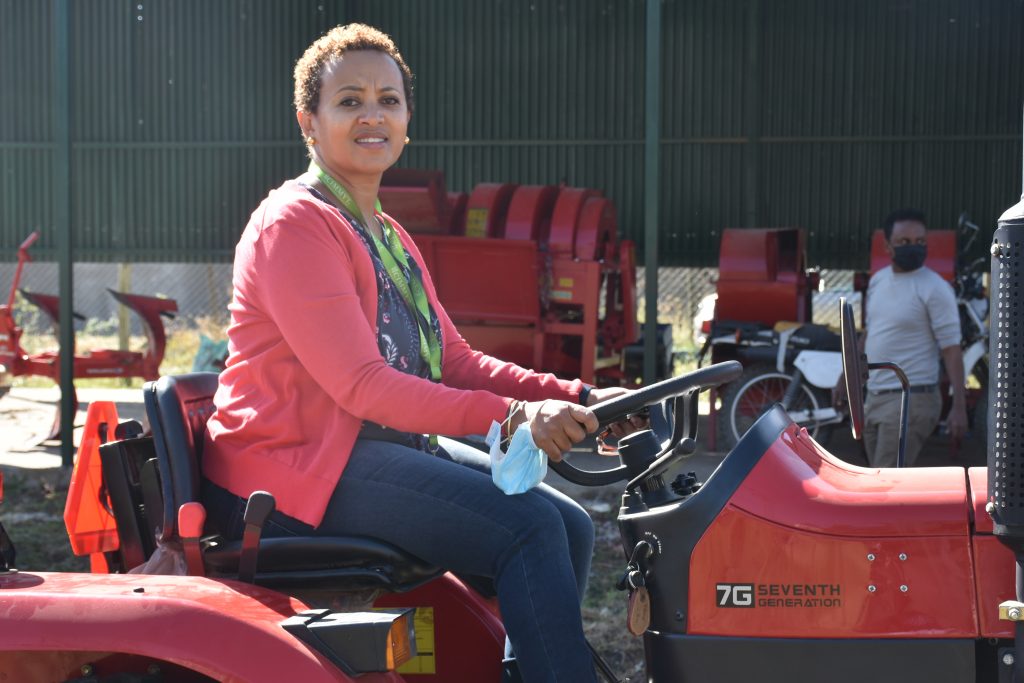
[378,168,651,386]
[1,232,178,440]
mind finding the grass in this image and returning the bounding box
[1,466,88,573]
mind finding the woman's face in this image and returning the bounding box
[300,50,410,182]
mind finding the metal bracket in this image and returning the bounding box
[998,600,1024,621]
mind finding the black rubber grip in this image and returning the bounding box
[243,490,276,527]
[591,361,743,427]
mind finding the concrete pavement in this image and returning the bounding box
[0,386,146,469]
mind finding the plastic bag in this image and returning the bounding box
[127,536,188,576]
[191,334,229,373]
[486,420,548,495]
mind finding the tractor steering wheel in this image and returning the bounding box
[840,298,866,440]
[548,361,743,487]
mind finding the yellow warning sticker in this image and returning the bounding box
[465,208,489,238]
[396,607,436,675]
[558,277,574,288]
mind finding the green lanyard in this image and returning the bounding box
[310,163,443,447]
[370,225,443,383]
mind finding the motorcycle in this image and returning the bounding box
[954,212,990,444]
[701,319,844,451]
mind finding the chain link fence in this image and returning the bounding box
[3,261,861,363]
[0,262,233,340]
[637,267,862,356]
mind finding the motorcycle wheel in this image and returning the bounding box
[716,363,834,451]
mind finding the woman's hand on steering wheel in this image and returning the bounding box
[509,400,598,462]
[585,387,650,440]
[505,389,650,462]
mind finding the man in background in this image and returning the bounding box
[861,208,967,467]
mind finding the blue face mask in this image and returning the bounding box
[487,421,548,495]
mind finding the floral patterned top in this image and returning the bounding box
[304,184,443,449]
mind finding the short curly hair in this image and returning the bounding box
[293,23,414,116]
[883,208,927,241]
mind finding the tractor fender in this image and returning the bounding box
[792,350,843,389]
[0,571,395,683]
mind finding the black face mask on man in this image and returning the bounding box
[892,244,927,272]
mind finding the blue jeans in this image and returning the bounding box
[204,437,597,683]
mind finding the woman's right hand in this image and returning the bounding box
[509,400,599,462]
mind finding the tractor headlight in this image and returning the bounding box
[282,607,416,675]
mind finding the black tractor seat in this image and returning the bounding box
[138,372,442,593]
[201,534,441,591]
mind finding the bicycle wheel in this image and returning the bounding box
[716,363,833,451]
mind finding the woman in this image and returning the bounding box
[203,23,635,683]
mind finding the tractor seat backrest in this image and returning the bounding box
[143,372,219,542]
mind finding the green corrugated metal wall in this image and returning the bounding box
[1,0,1022,267]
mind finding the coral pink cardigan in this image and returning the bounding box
[203,181,583,527]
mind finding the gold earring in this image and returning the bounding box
[305,136,316,146]
[404,136,410,145]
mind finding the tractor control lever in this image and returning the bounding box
[237,491,275,584]
[178,502,207,577]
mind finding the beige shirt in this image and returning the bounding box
[865,265,961,392]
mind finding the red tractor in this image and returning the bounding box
[1,197,1023,682]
